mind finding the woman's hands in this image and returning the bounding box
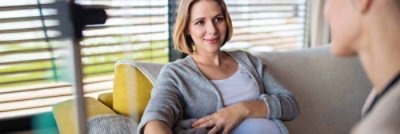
[192,103,250,134]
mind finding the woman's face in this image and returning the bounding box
[324,0,362,56]
[188,0,227,54]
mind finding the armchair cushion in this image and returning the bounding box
[113,61,163,122]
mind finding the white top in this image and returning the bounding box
[211,65,259,106]
[211,65,281,134]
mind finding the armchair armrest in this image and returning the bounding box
[112,61,163,122]
[52,97,116,134]
[98,92,113,109]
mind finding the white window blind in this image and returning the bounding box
[0,0,70,118]
[225,0,307,52]
[0,0,169,118]
[76,0,169,101]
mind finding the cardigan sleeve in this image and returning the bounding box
[246,52,299,121]
[259,65,300,121]
[137,64,184,134]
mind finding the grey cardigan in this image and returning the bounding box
[138,51,299,134]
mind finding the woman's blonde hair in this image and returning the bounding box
[173,0,233,55]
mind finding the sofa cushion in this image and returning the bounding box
[113,61,163,122]
[251,46,372,134]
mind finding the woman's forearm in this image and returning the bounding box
[239,100,269,118]
[258,94,299,120]
[143,120,172,134]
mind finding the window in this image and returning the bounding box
[224,0,308,52]
[0,0,68,118]
[76,0,169,101]
[0,0,169,119]
[0,0,309,121]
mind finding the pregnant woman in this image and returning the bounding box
[138,0,299,134]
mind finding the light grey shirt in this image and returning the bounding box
[138,50,299,134]
[351,82,400,134]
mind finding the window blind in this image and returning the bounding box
[225,0,307,52]
[76,0,169,101]
[0,0,169,118]
[0,0,70,118]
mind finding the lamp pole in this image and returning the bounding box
[55,0,106,133]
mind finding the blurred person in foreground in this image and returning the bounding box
[324,0,400,133]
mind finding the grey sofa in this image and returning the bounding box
[251,46,371,134]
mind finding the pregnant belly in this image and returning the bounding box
[231,118,281,134]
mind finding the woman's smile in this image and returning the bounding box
[204,37,220,45]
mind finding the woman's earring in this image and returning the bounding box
[192,44,196,52]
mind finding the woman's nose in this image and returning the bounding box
[206,22,218,35]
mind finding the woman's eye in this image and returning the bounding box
[195,21,204,25]
[215,17,224,22]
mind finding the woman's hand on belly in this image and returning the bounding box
[191,102,249,134]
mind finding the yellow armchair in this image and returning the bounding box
[52,61,164,134]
